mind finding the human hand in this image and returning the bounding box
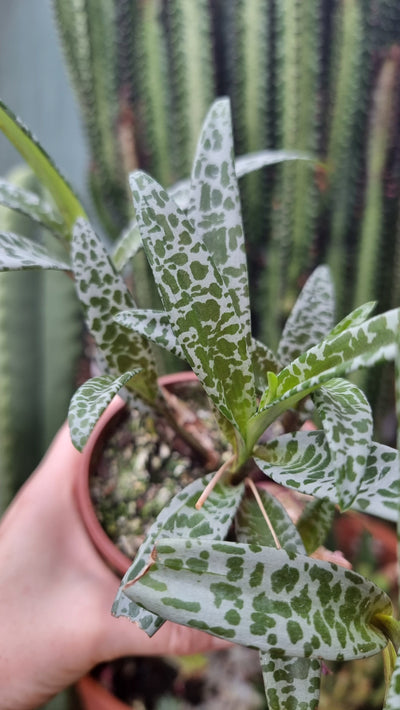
[0,422,228,710]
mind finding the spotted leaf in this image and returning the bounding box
[328,302,377,339]
[72,219,159,404]
[130,171,256,438]
[0,177,67,238]
[68,372,140,451]
[277,265,335,366]
[260,654,321,710]
[115,309,185,360]
[313,378,373,509]
[112,474,245,635]
[251,308,400,446]
[0,231,70,271]
[236,487,321,708]
[187,98,252,353]
[122,538,390,661]
[254,431,399,520]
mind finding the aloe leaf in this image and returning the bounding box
[68,372,140,452]
[187,99,251,340]
[297,498,336,555]
[0,178,67,238]
[122,537,390,660]
[313,378,373,509]
[328,302,377,339]
[0,232,70,271]
[277,266,335,366]
[254,431,399,521]
[130,171,256,438]
[112,474,245,635]
[72,218,159,404]
[260,654,321,710]
[235,486,304,556]
[115,309,185,360]
[0,100,85,232]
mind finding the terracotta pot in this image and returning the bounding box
[74,370,198,576]
[74,371,198,709]
[76,675,129,710]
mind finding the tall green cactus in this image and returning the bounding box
[0,166,83,513]
[49,0,400,424]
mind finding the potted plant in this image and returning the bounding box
[1,97,400,709]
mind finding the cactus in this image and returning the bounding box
[0,166,83,512]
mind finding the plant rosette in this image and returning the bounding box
[2,97,400,708]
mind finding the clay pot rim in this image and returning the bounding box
[74,371,199,576]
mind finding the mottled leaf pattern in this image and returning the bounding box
[277,265,335,366]
[384,647,400,709]
[0,231,70,271]
[255,431,399,521]
[112,474,245,635]
[130,171,256,437]
[115,308,185,360]
[236,488,321,708]
[72,219,159,404]
[0,177,67,238]
[187,98,252,351]
[260,654,321,710]
[313,378,373,509]
[275,308,400,399]
[68,372,140,451]
[328,302,376,339]
[111,219,141,271]
[123,538,390,660]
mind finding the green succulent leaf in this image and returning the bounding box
[328,302,377,339]
[115,309,185,360]
[260,654,321,710]
[122,538,390,661]
[236,486,322,708]
[275,308,400,400]
[383,646,400,708]
[251,339,280,392]
[0,100,85,232]
[187,98,252,351]
[130,171,256,439]
[68,372,140,452]
[111,220,142,271]
[0,231,70,271]
[112,473,245,636]
[313,378,373,509]
[297,498,336,555]
[72,218,159,404]
[235,149,314,178]
[0,177,67,238]
[254,430,399,520]
[277,265,335,366]
[252,308,400,445]
[235,486,304,556]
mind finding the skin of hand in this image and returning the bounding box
[0,422,229,710]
